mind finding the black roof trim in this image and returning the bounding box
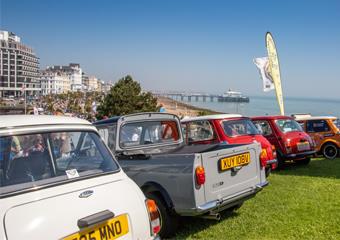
[94,116,120,125]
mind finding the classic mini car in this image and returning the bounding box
[293,114,340,159]
[0,115,160,240]
[181,114,277,176]
[251,115,316,168]
[95,113,268,238]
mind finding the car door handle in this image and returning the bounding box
[77,210,115,228]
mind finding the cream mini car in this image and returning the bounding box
[0,115,160,240]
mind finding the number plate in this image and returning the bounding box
[219,152,250,172]
[63,214,129,240]
[297,142,310,151]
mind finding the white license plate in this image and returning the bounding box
[297,142,310,151]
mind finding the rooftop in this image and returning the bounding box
[0,115,91,129]
[293,115,337,121]
[181,113,243,122]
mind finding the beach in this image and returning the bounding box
[157,96,219,117]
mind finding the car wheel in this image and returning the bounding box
[145,192,178,238]
[276,154,285,169]
[322,143,338,159]
[265,167,271,177]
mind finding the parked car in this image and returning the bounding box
[0,115,160,240]
[95,112,268,238]
[181,114,277,176]
[251,115,316,168]
[293,114,340,159]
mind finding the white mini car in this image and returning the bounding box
[0,115,160,240]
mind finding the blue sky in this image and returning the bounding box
[1,0,339,98]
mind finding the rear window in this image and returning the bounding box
[306,120,330,132]
[183,120,215,142]
[252,120,273,136]
[222,119,259,137]
[0,131,119,196]
[275,119,303,133]
[119,120,180,148]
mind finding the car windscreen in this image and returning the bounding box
[119,120,180,148]
[222,119,259,137]
[0,131,119,196]
[275,119,303,133]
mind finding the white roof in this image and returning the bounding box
[0,115,91,129]
[181,114,243,122]
[294,115,337,121]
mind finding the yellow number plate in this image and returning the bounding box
[63,214,129,240]
[219,152,250,172]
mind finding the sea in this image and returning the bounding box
[170,95,340,117]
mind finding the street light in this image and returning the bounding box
[24,77,27,114]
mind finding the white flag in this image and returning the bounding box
[253,57,275,92]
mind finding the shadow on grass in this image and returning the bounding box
[274,157,340,179]
[173,210,239,239]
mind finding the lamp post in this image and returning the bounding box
[24,77,27,115]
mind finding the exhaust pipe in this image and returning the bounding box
[200,212,221,220]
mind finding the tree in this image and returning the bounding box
[97,75,159,118]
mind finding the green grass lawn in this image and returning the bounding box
[174,158,340,239]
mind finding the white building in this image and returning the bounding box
[40,70,70,95]
[83,76,99,91]
[0,30,40,97]
[42,63,83,94]
[68,63,82,91]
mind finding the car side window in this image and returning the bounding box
[98,124,117,152]
[253,120,273,136]
[297,121,305,130]
[306,120,330,132]
[187,120,214,142]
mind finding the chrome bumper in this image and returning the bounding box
[181,181,269,216]
[266,159,278,165]
[285,150,316,159]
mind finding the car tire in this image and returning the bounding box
[276,154,285,169]
[322,143,338,160]
[145,192,178,238]
[265,167,271,177]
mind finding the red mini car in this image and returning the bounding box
[251,115,316,168]
[181,114,277,176]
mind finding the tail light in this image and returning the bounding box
[145,199,161,235]
[272,145,277,159]
[271,145,278,169]
[195,166,205,185]
[284,139,292,153]
[260,148,267,167]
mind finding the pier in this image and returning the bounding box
[152,91,220,102]
[152,91,250,103]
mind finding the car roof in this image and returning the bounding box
[251,115,293,121]
[94,112,179,126]
[94,116,120,125]
[294,115,337,121]
[0,115,92,129]
[181,114,243,122]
